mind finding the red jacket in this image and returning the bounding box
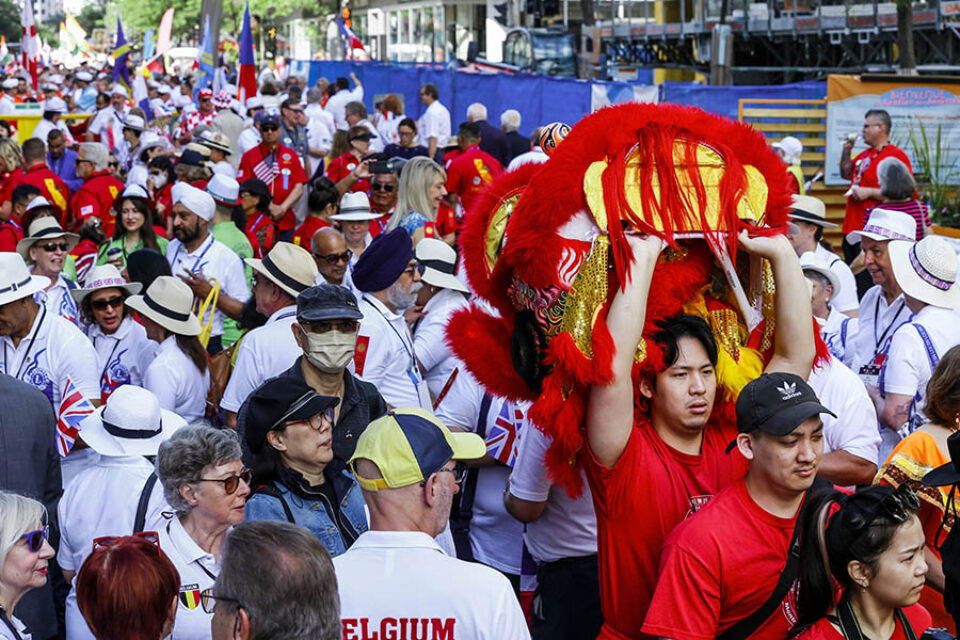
[20,163,72,227]
[69,170,124,235]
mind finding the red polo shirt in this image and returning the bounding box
[445,145,502,215]
[237,143,308,231]
[843,143,912,236]
[20,163,72,227]
[292,216,330,249]
[69,170,124,235]
[325,152,371,194]
[0,168,24,210]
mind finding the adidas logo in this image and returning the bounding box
[777,381,802,401]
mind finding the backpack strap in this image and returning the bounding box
[252,483,296,524]
[134,472,158,534]
[457,393,494,526]
[840,317,850,348]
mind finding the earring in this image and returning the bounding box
[954,413,959,431]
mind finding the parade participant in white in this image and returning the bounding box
[412,238,470,397]
[85,86,128,152]
[0,493,56,640]
[801,251,858,367]
[417,83,451,160]
[58,385,186,640]
[31,97,74,146]
[165,182,249,347]
[220,242,319,426]
[876,235,960,440]
[324,73,364,131]
[787,195,858,316]
[156,425,251,640]
[125,276,211,423]
[336,408,530,640]
[70,264,154,402]
[17,214,80,325]
[0,79,17,116]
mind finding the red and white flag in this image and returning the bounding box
[253,154,278,184]
[20,0,38,93]
[57,378,95,457]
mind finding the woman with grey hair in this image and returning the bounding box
[388,155,452,244]
[155,424,250,640]
[871,156,929,240]
[0,492,55,640]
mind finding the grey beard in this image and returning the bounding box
[387,280,421,311]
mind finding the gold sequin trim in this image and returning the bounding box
[559,235,610,359]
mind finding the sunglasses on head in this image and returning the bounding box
[20,525,49,552]
[40,242,69,252]
[317,249,353,264]
[92,530,160,551]
[371,183,395,192]
[91,295,125,310]
[196,468,252,495]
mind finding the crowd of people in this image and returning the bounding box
[0,57,958,640]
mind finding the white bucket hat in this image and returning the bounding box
[125,276,203,335]
[331,192,381,221]
[889,236,960,309]
[123,114,146,131]
[846,208,916,245]
[79,385,187,457]
[772,136,803,164]
[799,251,841,298]
[245,242,319,298]
[0,253,50,306]
[789,195,835,228]
[44,97,67,113]
[16,217,80,260]
[70,264,142,303]
[415,238,469,293]
[206,174,241,207]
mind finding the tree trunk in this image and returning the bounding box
[897,0,917,74]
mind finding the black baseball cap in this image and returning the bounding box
[297,284,363,322]
[725,372,835,454]
[242,378,339,454]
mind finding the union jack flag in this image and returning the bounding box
[57,378,95,457]
[253,152,279,184]
[486,401,525,467]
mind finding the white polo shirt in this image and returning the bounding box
[59,455,156,640]
[87,106,125,151]
[816,244,858,314]
[86,315,157,402]
[220,305,300,413]
[166,233,249,339]
[0,613,29,640]
[808,355,881,464]
[325,86,364,130]
[418,100,451,148]
[820,306,859,369]
[852,285,911,373]
[143,335,210,424]
[334,531,530,640]
[158,516,220,640]
[34,274,80,325]
[237,126,262,157]
[414,288,470,398]
[883,305,960,423]
[354,294,427,409]
[509,425,598,564]
[435,367,525,575]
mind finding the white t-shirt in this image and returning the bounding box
[166,233,249,339]
[820,305,859,369]
[808,355,881,464]
[220,305,300,412]
[852,285,911,373]
[334,531,530,640]
[143,335,211,424]
[507,147,548,171]
[86,315,157,401]
[354,294,428,409]
[816,244,858,314]
[34,274,80,325]
[60,455,157,640]
[158,516,221,640]
[435,367,526,574]
[375,111,401,147]
[418,100,451,148]
[32,118,74,146]
[509,425,597,563]
[325,86,364,131]
[413,288,470,398]
[237,126,262,157]
[87,106,125,151]
[0,94,15,116]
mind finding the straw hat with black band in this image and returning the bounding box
[79,385,187,457]
[16,217,80,261]
[125,276,202,336]
[415,238,469,293]
[788,194,836,228]
[0,253,50,307]
[245,242,319,299]
[331,192,382,222]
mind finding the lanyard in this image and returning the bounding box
[852,143,888,186]
[172,233,214,276]
[873,295,908,355]
[3,305,46,380]
[166,519,218,581]
[362,295,416,367]
[95,334,123,390]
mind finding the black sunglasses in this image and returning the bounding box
[260,124,279,132]
[196,468,252,495]
[91,295,125,310]
[371,183,395,192]
[316,249,353,264]
[20,525,49,552]
[40,242,69,252]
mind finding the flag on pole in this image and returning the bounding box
[133,66,153,121]
[237,1,257,103]
[65,13,95,58]
[195,16,215,94]
[156,8,175,56]
[143,29,156,62]
[0,37,11,67]
[339,19,365,51]
[21,0,38,93]
[112,16,131,94]
[56,378,95,457]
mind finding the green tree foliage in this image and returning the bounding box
[76,3,106,34]
[0,0,21,42]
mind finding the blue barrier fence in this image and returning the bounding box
[293,59,826,132]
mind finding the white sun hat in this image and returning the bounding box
[0,253,50,306]
[330,192,381,221]
[846,208,917,245]
[78,385,187,457]
[888,236,960,309]
[16,217,80,261]
[70,264,142,303]
[125,276,203,336]
[789,194,836,228]
[799,251,841,298]
[245,242,319,299]
[415,238,469,293]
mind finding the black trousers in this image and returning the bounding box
[531,554,604,640]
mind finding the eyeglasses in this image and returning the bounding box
[20,525,49,552]
[109,161,119,167]
[40,242,69,252]
[420,462,467,487]
[92,531,160,551]
[370,183,396,192]
[200,588,242,614]
[286,107,304,115]
[316,249,353,264]
[260,124,279,132]
[299,319,359,334]
[75,158,93,166]
[398,130,415,137]
[287,410,335,431]
[196,468,252,495]
[91,295,125,310]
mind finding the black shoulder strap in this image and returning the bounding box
[716,479,829,640]
[835,598,917,640]
[134,472,158,534]
[457,393,494,525]
[252,483,296,524]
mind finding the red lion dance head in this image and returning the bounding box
[448,102,825,494]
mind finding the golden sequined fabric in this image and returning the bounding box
[559,235,610,359]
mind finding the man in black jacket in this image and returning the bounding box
[466,102,511,167]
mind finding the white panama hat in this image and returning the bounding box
[0,253,50,306]
[415,238,469,293]
[125,276,203,336]
[70,264,142,303]
[846,208,916,245]
[888,236,960,309]
[78,385,187,457]
[16,217,79,261]
[799,251,841,298]
[331,192,381,222]
[245,242,319,299]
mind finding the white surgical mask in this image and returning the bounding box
[151,173,167,189]
[303,329,357,373]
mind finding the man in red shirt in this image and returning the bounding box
[444,122,502,215]
[69,142,124,235]
[585,232,815,639]
[642,372,833,640]
[237,110,307,243]
[839,109,911,262]
[19,138,71,226]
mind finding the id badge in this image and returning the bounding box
[407,367,431,409]
[859,363,881,389]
